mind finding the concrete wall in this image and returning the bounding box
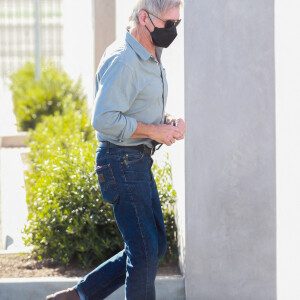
[94,0,116,73]
[159,12,185,276]
[115,0,135,36]
[0,147,29,251]
[275,1,300,299]
[61,0,94,110]
[184,1,276,299]
[61,0,116,112]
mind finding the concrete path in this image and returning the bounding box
[0,275,185,300]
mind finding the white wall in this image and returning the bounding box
[116,0,135,37]
[161,16,185,275]
[61,0,94,110]
[115,0,186,273]
[275,1,300,299]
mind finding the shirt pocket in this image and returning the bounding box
[95,163,119,205]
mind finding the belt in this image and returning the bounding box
[98,141,155,156]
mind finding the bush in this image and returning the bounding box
[9,61,85,131]
[23,105,178,267]
[152,155,178,263]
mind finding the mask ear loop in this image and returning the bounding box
[145,11,156,33]
[145,25,151,33]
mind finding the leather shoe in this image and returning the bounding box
[46,288,80,300]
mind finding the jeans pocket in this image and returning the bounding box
[122,151,145,166]
[96,164,119,205]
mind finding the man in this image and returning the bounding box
[46,0,185,299]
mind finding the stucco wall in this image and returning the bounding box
[275,1,300,299]
[61,0,94,110]
[184,1,276,299]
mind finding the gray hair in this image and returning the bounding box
[129,0,182,26]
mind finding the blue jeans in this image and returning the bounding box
[74,146,167,300]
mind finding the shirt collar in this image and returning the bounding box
[126,31,162,62]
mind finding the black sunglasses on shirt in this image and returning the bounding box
[147,12,181,29]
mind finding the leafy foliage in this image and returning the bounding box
[23,105,120,267]
[9,61,85,131]
[152,155,178,263]
[23,108,178,267]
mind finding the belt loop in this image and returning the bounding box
[151,148,155,156]
[106,141,110,153]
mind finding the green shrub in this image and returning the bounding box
[9,61,85,131]
[23,106,178,267]
[152,155,178,263]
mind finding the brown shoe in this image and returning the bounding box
[46,288,80,300]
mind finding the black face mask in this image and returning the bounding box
[145,13,178,48]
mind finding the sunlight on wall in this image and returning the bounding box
[275,1,300,299]
[61,0,94,109]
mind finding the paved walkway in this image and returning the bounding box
[0,275,185,300]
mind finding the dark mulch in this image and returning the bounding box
[0,253,181,278]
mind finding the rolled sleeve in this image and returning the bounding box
[91,61,138,142]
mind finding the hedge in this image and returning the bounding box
[9,61,85,131]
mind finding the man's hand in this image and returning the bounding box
[130,120,186,146]
[130,122,182,146]
[165,116,186,141]
[150,124,183,146]
[174,118,186,140]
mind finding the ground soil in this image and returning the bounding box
[0,253,181,278]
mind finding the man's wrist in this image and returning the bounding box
[144,122,157,140]
[130,121,156,139]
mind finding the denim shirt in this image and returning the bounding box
[91,31,168,149]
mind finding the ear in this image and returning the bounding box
[138,10,148,26]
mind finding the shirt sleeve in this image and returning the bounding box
[91,61,138,142]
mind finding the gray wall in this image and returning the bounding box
[94,0,116,73]
[184,1,276,299]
